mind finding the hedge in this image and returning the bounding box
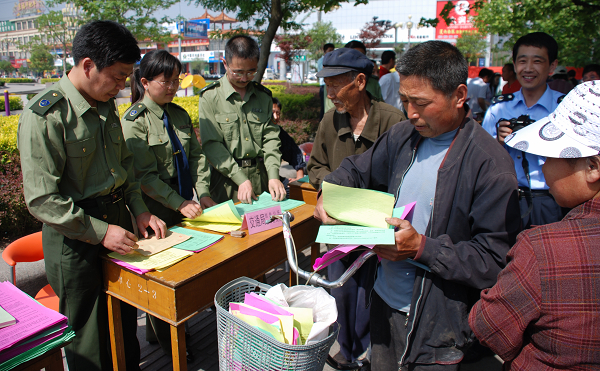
[40,78,60,84]
[0,114,19,153]
[0,96,23,111]
[0,78,34,84]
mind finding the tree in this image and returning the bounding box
[305,21,342,62]
[471,0,600,66]
[194,0,369,82]
[274,33,312,82]
[190,59,208,75]
[455,31,487,64]
[358,16,392,57]
[29,44,55,75]
[46,0,180,43]
[37,11,77,77]
[0,60,15,75]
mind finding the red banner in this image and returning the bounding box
[435,0,479,40]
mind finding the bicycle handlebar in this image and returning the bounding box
[270,212,377,289]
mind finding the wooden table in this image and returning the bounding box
[102,204,320,371]
[288,181,318,205]
[13,346,67,371]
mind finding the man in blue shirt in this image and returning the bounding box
[482,32,565,228]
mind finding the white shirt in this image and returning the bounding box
[466,77,492,114]
[379,71,401,110]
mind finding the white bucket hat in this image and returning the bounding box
[505,80,600,158]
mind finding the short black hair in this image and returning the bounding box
[381,50,396,65]
[345,40,366,54]
[512,32,558,64]
[583,64,600,77]
[323,43,335,52]
[503,63,515,73]
[478,68,494,79]
[397,40,468,96]
[131,49,182,103]
[272,96,282,110]
[225,35,259,63]
[72,20,140,71]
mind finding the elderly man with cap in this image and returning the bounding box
[307,47,405,370]
[470,81,600,370]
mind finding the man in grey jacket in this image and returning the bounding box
[315,40,521,370]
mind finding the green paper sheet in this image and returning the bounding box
[168,226,223,251]
[234,192,305,216]
[316,225,395,245]
[322,182,394,229]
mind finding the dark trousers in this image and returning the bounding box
[328,250,376,362]
[43,198,141,371]
[519,192,568,229]
[370,292,459,371]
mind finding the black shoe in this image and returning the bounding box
[326,353,363,370]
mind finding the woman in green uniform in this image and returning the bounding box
[121,49,216,357]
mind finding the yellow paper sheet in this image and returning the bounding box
[231,311,285,343]
[108,248,193,270]
[286,307,313,345]
[181,220,241,233]
[182,200,242,232]
[322,181,395,229]
[133,231,191,256]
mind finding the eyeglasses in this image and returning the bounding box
[152,79,180,89]
[229,70,257,78]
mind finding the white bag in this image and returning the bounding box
[266,283,337,344]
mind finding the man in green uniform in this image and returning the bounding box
[199,35,286,204]
[17,21,166,371]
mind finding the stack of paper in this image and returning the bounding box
[109,226,224,274]
[0,282,75,371]
[229,292,313,346]
[183,200,243,232]
[316,182,397,245]
[234,192,305,216]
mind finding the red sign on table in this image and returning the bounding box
[241,206,283,235]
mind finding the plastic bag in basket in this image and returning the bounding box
[265,283,337,345]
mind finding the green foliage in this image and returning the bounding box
[273,92,319,121]
[280,119,318,144]
[0,115,19,153]
[0,97,23,111]
[0,150,42,238]
[40,78,61,84]
[190,59,208,75]
[0,78,34,83]
[0,60,14,74]
[46,0,179,43]
[472,0,600,66]
[29,44,55,74]
[305,21,343,61]
[456,31,488,64]
[37,11,76,75]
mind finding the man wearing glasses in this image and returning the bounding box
[199,35,286,204]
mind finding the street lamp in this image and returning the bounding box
[406,15,414,50]
[393,22,403,49]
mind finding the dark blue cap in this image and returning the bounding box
[316,48,374,78]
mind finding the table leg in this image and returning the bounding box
[44,348,64,371]
[311,243,319,267]
[107,295,126,371]
[170,323,188,371]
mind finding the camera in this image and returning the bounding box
[499,115,536,133]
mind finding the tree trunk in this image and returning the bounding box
[254,0,282,83]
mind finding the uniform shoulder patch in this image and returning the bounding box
[200,81,219,96]
[30,90,63,116]
[253,81,272,97]
[557,95,566,104]
[124,103,147,121]
[492,93,515,105]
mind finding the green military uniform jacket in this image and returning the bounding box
[17,76,148,245]
[121,95,211,211]
[308,99,406,189]
[199,75,282,189]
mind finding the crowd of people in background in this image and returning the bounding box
[15,17,600,371]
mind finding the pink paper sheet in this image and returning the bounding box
[0,282,67,352]
[244,293,293,316]
[0,322,68,363]
[110,259,152,275]
[313,245,375,271]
